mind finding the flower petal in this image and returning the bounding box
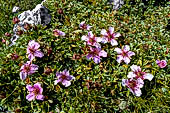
[86,53,92,60]
[123,57,130,64]
[137,78,144,88]
[81,36,88,41]
[108,27,114,34]
[86,25,92,30]
[110,39,118,46]
[127,72,136,78]
[36,94,44,100]
[26,85,34,92]
[28,53,35,61]
[93,56,101,64]
[114,33,121,37]
[34,51,44,58]
[28,40,40,50]
[123,45,130,52]
[88,31,94,38]
[62,80,71,87]
[99,50,107,57]
[116,55,123,63]
[143,73,153,81]
[26,93,35,101]
[20,72,27,80]
[127,51,135,57]
[134,88,142,97]
[54,79,62,85]
[114,48,122,54]
[101,29,107,36]
[122,79,127,86]
[130,65,141,72]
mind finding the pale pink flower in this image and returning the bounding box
[27,40,44,61]
[20,61,39,80]
[81,31,101,48]
[86,47,107,64]
[156,60,167,68]
[54,69,75,87]
[26,83,44,101]
[114,45,135,64]
[127,65,153,81]
[53,29,65,36]
[122,78,144,97]
[79,21,92,30]
[100,27,121,46]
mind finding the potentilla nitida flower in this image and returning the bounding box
[86,47,107,64]
[114,45,135,64]
[11,53,19,60]
[27,40,44,61]
[156,60,167,68]
[122,78,144,97]
[100,27,121,46]
[54,69,75,87]
[79,21,92,30]
[81,31,101,48]
[53,29,65,37]
[127,65,154,81]
[20,61,38,80]
[26,83,44,101]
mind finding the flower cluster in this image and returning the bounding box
[122,65,153,96]
[20,40,44,80]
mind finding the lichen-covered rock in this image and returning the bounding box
[10,2,51,46]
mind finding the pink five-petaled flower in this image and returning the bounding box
[127,65,154,81]
[156,60,167,68]
[79,21,92,30]
[54,69,75,87]
[86,47,107,64]
[53,29,65,37]
[27,40,44,61]
[81,31,101,48]
[26,83,44,101]
[20,61,39,80]
[100,27,121,46]
[122,78,144,97]
[114,45,135,64]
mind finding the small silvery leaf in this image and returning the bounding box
[12,6,20,13]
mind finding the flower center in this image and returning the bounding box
[24,65,31,72]
[128,80,137,89]
[33,88,40,95]
[89,37,96,45]
[29,47,35,54]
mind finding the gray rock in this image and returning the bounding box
[109,0,124,10]
[10,2,51,46]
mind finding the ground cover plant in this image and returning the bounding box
[0,0,170,112]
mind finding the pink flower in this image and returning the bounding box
[100,27,121,46]
[122,78,144,97]
[81,31,101,48]
[26,83,44,101]
[27,40,44,61]
[53,29,65,36]
[156,60,167,68]
[54,69,75,87]
[20,61,38,80]
[114,45,135,64]
[127,65,153,81]
[79,21,92,30]
[86,47,107,64]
